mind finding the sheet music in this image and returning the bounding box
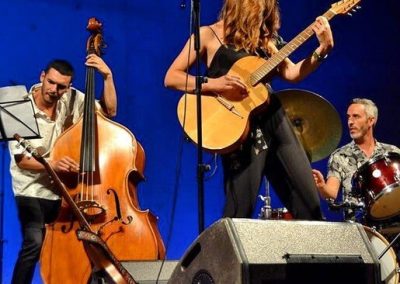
[0,85,40,140]
[0,85,27,102]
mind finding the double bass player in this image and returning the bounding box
[8,55,116,284]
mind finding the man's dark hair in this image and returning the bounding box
[44,59,74,81]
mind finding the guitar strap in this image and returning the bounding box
[62,88,76,131]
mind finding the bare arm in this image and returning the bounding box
[279,16,334,83]
[15,154,79,173]
[312,169,341,199]
[164,32,203,92]
[85,54,117,117]
[164,25,247,99]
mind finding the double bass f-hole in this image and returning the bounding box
[106,188,133,225]
[75,187,133,230]
[95,189,134,236]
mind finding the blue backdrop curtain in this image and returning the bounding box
[1,1,399,283]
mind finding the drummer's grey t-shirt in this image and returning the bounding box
[327,140,400,200]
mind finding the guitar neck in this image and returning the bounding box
[250,9,336,85]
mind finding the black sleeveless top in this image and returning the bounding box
[207,45,251,78]
[206,27,286,78]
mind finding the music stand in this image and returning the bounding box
[0,86,40,282]
[0,85,40,140]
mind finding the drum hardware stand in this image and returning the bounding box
[327,197,365,222]
[327,197,365,211]
[378,228,400,260]
[259,177,272,220]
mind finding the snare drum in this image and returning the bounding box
[364,226,399,284]
[352,152,400,220]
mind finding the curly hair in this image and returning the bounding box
[219,0,280,54]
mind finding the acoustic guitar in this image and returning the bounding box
[177,0,361,154]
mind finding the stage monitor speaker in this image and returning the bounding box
[122,260,178,283]
[168,218,381,284]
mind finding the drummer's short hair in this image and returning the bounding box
[350,98,378,125]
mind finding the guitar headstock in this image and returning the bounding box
[14,134,45,164]
[330,0,361,16]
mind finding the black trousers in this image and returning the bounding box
[12,196,61,284]
[222,94,322,220]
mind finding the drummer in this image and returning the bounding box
[312,98,400,220]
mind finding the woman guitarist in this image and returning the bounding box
[8,55,116,283]
[164,0,334,220]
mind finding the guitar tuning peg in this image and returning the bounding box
[347,12,353,17]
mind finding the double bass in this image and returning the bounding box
[14,134,135,284]
[40,18,165,283]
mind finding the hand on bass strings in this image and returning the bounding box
[85,54,113,80]
[50,156,80,173]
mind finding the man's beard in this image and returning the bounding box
[350,128,366,140]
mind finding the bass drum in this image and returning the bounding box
[364,226,399,284]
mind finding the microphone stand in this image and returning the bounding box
[378,230,400,260]
[192,0,208,234]
[258,177,272,220]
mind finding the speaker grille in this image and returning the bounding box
[232,219,375,264]
[192,269,215,284]
[168,218,379,284]
[122,260,178,283]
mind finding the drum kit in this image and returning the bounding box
[350,152,400,283]
[258,89,400,283]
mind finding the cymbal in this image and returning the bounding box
[275,89,342,162]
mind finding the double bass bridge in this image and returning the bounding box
[76,200,106,221]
